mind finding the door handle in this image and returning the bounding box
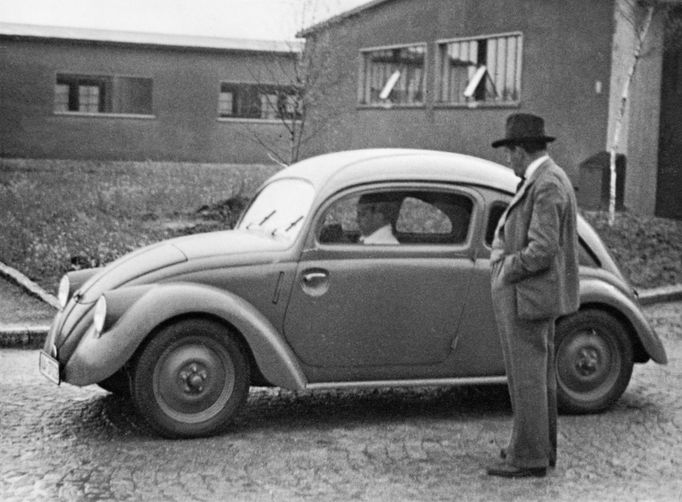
[303,271,327,283]
[301,269,330,297]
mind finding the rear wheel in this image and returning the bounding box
[556,309,633,414]
[131,318,250,438]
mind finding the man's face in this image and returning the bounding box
[505,145,526,177]
[356,203,384,237]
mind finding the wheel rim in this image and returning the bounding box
[556,327,621,403]
[153,336,236,424]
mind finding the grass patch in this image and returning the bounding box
[0,158,279,291]
[581,210,682,290]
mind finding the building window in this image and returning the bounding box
[438,33,522,105]
[54,74,153,115]
[219,83,302,120]
[360,44,426,106]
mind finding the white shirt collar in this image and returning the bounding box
[360,224,399,245]
[524,154,549,180]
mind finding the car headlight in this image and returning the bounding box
[57,275,70,309]
[93,296,107,337]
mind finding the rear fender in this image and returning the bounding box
[63,283,308,389]
[579,278,667,364]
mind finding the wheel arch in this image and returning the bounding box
[136,311,272,387]
[565,302,646,363]
[578,278,668,364]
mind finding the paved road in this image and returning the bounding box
[1,302,680,502]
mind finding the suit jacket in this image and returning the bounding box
[491,158,579,320]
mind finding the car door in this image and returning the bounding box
[283,185,480,381]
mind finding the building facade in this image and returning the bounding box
[300,0,682,219]
[0,24,301,164]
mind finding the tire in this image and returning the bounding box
[97,368,131,396]
[555,309,633,414]
[131,318,250,438]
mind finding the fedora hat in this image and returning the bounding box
[492,113,555,148]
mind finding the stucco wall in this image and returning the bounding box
[0,37,295,163]
[302,0,616,183]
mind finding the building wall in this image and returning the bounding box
[303,0,616,183]
[0,37,295,163]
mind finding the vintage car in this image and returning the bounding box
[39,149,668,438]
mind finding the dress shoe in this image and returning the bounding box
[500,448,556,468]
[486,462,547,478]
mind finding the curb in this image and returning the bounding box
[1,285,681,350]
[0,324,51,349]
[638,284,682,306]
[0,261,60,309]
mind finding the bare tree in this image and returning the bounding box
[239,1,353,166]
[608,0,681,225]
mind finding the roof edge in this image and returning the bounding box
[297,0,393,37]
[0,22,303,53]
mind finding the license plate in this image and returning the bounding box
[39,351,60,385]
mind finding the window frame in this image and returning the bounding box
[435,31,523,109]
[53,72,155,119]
[217,81,303,123]
[357,42,428,109]
[312,183,477,250]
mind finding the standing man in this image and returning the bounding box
[487,113,580,478]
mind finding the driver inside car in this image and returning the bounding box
[356,192,401,245]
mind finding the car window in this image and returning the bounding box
[318,189,472,245]
[485,202,507,246]
[238,179,314,240]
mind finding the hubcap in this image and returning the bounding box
[153,337,236,424]
[557,328,619,398]
[179,363,209,394]
[575,347,600,376]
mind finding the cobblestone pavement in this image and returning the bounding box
[1,302,680,502]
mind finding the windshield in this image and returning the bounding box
[237,179,315,241]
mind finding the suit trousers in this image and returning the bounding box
[492,278,557,469]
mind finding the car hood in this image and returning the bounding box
[74,230,290,304]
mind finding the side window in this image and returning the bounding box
[318,189,472,245]
[485,202,507,246]
[396,194,471,244]
[319,195,361,243]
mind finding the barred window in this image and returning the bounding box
[359,44,426,105]
[219,83,301,120]
[438,33,522,104]
[54,74,153,115]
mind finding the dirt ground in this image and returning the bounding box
[0,275,55,325]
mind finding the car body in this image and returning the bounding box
[40,149,668,438]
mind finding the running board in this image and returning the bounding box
[305,375,507,391]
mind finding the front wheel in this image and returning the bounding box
[555,309,633,414]
[131,319,250,438]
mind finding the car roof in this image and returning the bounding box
[268,149,518,197]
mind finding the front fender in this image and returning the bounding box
[63,283,308,389]
[579,278,668,364]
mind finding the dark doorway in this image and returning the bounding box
[657,11,682,219]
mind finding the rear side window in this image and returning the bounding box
[485,202,507,246]
[579,238,601,267]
